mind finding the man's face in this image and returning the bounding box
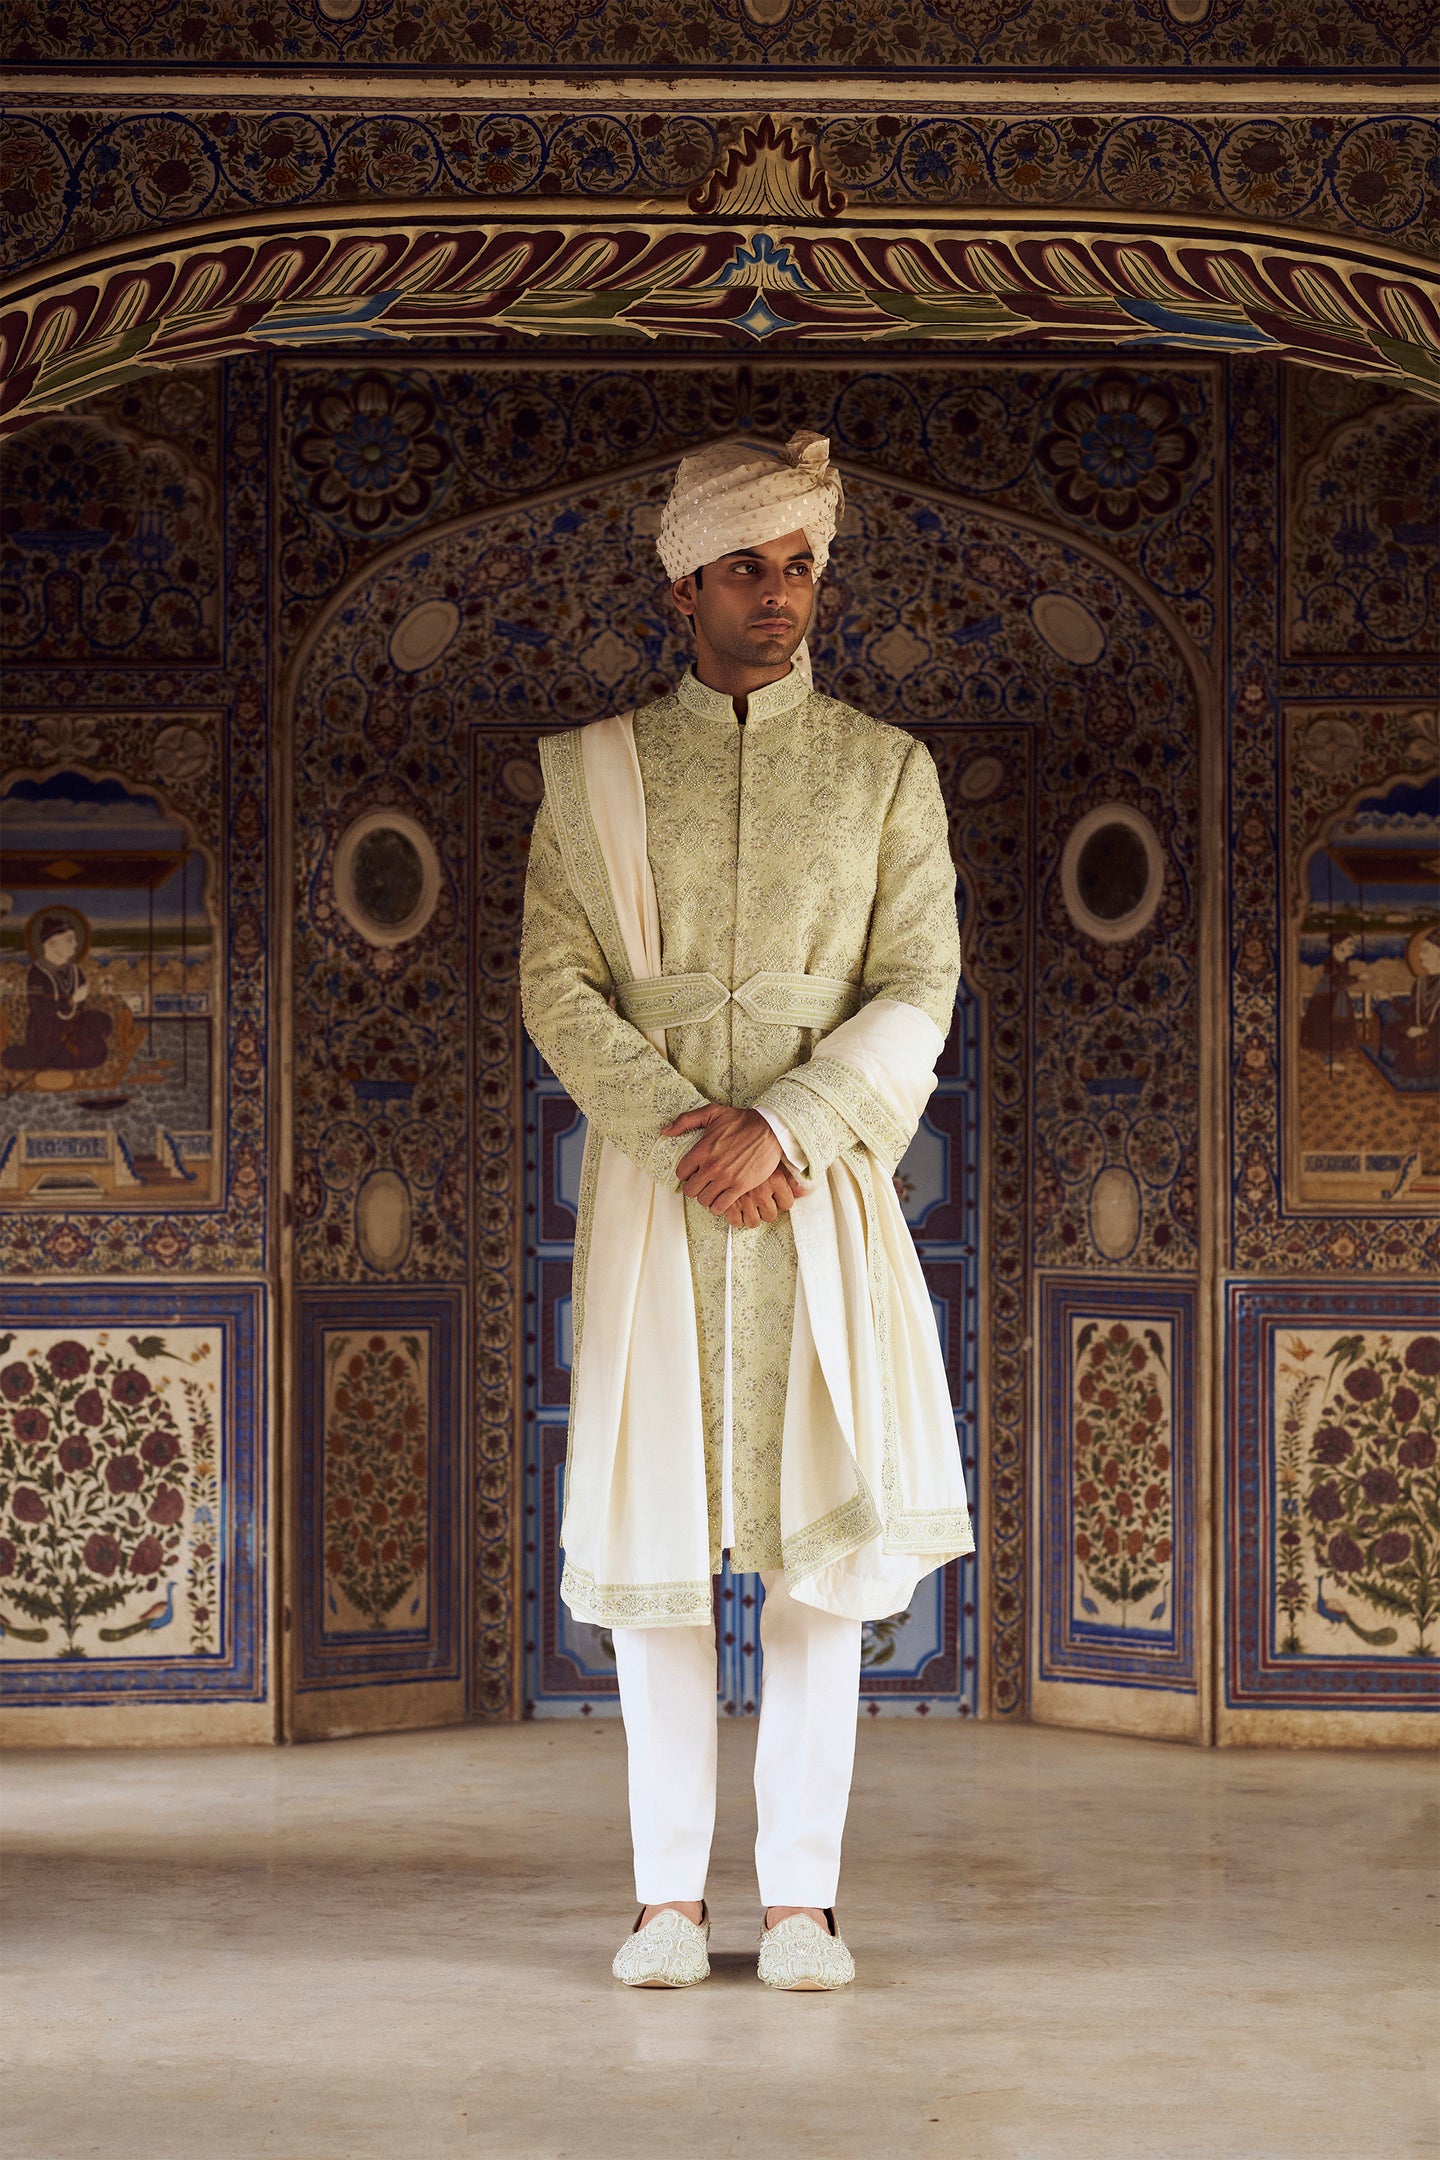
[671,529,815,675]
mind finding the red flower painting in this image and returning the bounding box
[1304,1334,1439,1654]
[1071,1320,1174,1623]
[322,1332,429,1629]
[0,1339,190,1654]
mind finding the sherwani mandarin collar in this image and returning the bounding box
[676,665,811,726]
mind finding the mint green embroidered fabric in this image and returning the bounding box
[521,668,962,1572]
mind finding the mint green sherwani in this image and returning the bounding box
[520,666,963,1577]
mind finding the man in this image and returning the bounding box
[520,431,972,1992]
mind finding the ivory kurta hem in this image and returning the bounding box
[520,667,974,1624]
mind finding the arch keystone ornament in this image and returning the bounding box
[2,172,1438,429]
[687,115,847,221]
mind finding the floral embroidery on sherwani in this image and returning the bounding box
[521,667,962,1578]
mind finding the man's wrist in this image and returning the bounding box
[755,1108,808,1181]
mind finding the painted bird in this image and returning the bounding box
[127,1336,185,1363]
[1312,1574,1396,1647]
[99,1583,176,1642]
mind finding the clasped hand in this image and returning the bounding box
[661,1105,804,1229]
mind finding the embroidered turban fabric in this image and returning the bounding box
[656,431,846,580]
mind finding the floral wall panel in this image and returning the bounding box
[296,1290,463,1693]
[0,374,221,665]
[1284,383,1437,660]
[1225,1282,1440,1712]
[1,357,272,1279]
[1282,705,1439,1217]
[0,1284,265,1705]
[1039,1277,1196,1694]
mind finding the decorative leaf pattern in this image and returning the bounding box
[1301,1333,1439,1655]
[1070,1320,1174,1627]
[0,1328,220,1660]
[322,1331,429,1632]
[2,6,1432,80]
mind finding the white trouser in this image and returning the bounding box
[611,1570,862,1907]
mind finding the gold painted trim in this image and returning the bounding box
[4,76,1432,114]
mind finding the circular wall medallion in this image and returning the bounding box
[356,1170,412,1272]
[333,809,440,947]
[1090,1165,1142,1260]
[1298,714,1360,775]
[153,722,210,783]
[957,754,1005,803]
[389,598,460,674]
[1030,591,1106,666]
[1060,804,1166,944]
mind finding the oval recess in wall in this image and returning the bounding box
[356,1170,412,1273]
[1090,1166,1142,1260]
[389,598,460,674]
[1060,803,1166,944]
[1030,591,1106,666]
[333,808,440,948]
[958,754,1005,803]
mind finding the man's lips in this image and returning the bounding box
[748,616,795,632]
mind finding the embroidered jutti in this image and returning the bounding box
[520,664,974,1626]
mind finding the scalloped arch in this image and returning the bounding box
[3,199,1437,436]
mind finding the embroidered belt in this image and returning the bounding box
[616,969,862,1033]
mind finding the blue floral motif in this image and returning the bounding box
[329,412,414,496]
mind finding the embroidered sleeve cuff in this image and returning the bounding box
[638,1126,700,1191]
[751,1078,850,1181]
[760,1062,913,1176]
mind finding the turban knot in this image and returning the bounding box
[656,430,845,581]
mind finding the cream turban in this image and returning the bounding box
[656,431,845,581]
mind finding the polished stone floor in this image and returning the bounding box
[2,1721,1435,2160]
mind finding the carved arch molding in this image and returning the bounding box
[3,190,1437,432]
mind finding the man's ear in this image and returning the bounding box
[670,574,697,622]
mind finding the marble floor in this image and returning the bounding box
[2,1720,1435,2160]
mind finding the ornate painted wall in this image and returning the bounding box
[4,1,1433,74]
[6,110,1436,281]
[1222,358,1437,1741]
[1,337,1434,1739]
[0,358,273,1737]
[275,355,1214,1727]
